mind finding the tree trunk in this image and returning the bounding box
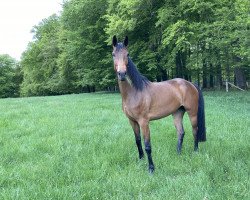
[161,69,168,81]
[216,63,222,89]
[87,85,91,93]
[175,51,182,78]
[209,64,214,88]
[189,75,192,82]
[197,69,200,86]
[181,51,188,80]
[225,50,230,82]
[156,75,161,82]
[156,66,168,81]
[234,67,246,89]
[202,60,207,88]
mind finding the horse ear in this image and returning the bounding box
[124,36,128,47]
[112,35,117,47]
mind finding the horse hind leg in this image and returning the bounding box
[172,107,185,154]
[187,111,198,151]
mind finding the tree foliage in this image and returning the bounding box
[0,54,22,98]
[10,0,249,97]
[21,14,61,96]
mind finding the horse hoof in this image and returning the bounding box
[177,148,182,155]
[148,165,155,174]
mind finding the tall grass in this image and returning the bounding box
[0,91,249,199]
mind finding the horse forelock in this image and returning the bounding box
[115,43,125,51]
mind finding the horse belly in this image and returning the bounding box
[148,100,180,120]
[148,84,182,120]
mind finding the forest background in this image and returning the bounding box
[0,0,249,98]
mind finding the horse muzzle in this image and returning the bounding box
[117,71,127,81]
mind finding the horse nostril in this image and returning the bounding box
[117,71,126,81]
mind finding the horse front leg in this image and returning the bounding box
[129,119,144,159]
[139,120,155,173]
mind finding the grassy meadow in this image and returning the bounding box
[0,91,249,199]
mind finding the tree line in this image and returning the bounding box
[0,0,249,97]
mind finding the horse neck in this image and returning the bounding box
[118,79,136,101]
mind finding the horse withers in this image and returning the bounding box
[112,36,206,173]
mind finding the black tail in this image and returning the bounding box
[195,85,206,142]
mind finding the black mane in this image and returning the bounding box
[127,57,149,91]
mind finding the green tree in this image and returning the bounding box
[19,0,249,95]
[21,14,61,96]
[105,0,165,81]
[58,0,111,93]
[0,54,21,98]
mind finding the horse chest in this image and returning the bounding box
[122,98,148,120]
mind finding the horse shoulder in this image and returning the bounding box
[122,91,150,121]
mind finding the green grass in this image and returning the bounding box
[0,91,249,199]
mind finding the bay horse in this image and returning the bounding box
[112,36,206,173]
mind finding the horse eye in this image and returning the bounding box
[112,53,115,57]
[127,53,129,57]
